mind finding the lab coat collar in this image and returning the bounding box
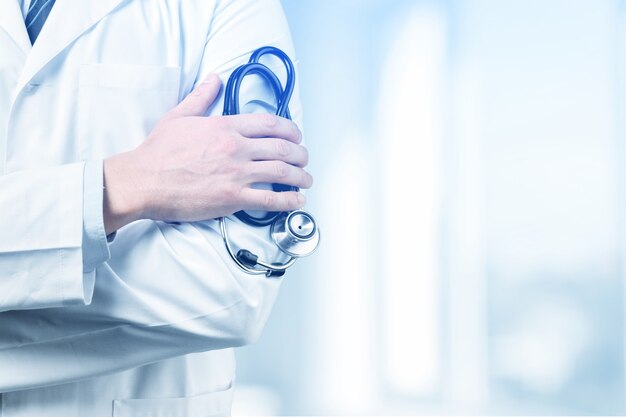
[0,0,31,55]
[15,0,126,93]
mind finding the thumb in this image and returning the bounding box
[166,74,222,119]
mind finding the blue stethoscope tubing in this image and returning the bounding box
[223,46,294,120]
[219,46,320,277]
[224,46,296,227]
[223,46,298,227]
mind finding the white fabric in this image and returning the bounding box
[0,0,302,415]
[17,0,29,17]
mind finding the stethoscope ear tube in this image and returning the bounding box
[223,46,297,227]
[219,46,320,277]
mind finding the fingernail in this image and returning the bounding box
[297,194,306,206]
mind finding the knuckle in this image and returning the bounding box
[288,193,301,208]
[208,115,226,129]
[263,193,275,210]
[228,162,245,178]
[276,140,290,157]
[220,136,240,156]
[222,185,238,202]
[261,114,278,129]
[273,162,288,179]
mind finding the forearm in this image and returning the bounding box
[102,150,146,235]
[0,0,306,391]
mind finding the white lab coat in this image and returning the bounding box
[0,0,302,416]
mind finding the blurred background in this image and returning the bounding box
[233,0,626,414]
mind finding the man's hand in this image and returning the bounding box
[103,74,312,235]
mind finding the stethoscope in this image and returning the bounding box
[219,46,320,277]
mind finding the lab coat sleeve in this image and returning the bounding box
[0,0,304,392]
[82,159,112,273]
[0,161,108,312]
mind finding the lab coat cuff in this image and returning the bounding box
[82,159,111,274]
[31,162,87,309]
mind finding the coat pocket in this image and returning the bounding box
[112,385,234,417]
[77,64,181,160]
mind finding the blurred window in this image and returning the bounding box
[379,4,445,398]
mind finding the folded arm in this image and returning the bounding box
[0,0,307,392]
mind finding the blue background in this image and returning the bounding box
[233,0,626,414]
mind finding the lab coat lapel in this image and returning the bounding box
[16,0,126,92]
[0,0,31,55]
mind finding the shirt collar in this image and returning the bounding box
[18,0,31,17]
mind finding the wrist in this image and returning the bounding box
[103,151,147,234]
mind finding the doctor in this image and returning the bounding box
[0,0,310,416]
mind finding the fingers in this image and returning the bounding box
[226,114,302,143]
[165,74,222,120]
[240,189,306,212]
[247,161,314,189]
[244,138,309,167]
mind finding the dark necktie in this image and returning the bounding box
[25,0,56,44]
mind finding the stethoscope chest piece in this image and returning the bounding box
[271,210,320,257]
